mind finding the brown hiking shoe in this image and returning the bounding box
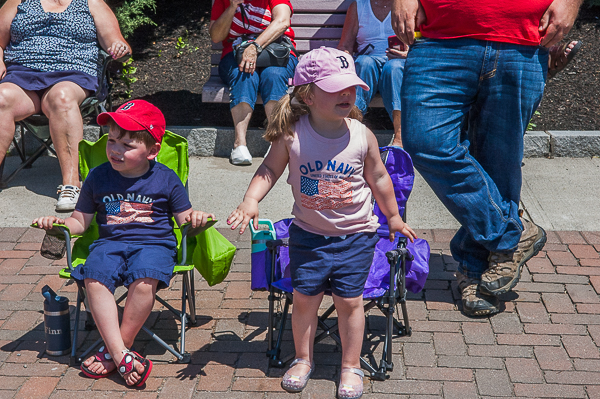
[479,218,547,296]
[456,271,500,317]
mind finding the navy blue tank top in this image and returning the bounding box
[3,0,100,77]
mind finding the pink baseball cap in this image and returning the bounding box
[97,100,166,143]
[292,47,369,93]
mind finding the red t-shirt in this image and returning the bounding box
[419,0,553,46]
[211,0,296,58]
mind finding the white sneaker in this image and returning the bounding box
[230,145,252,165]
[56,185,80,212]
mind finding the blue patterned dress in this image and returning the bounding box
[2,0,101,93]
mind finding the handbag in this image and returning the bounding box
[234,35,294,68]
[192,226,236,286]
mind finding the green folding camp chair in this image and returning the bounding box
[50,130,203,365]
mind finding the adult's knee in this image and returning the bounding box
[0,87,20,114]
[43,88,80,115]
[381,59,405,80]
[354,55,377,71]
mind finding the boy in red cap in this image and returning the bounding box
[33,100,214,387]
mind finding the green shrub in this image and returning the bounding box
[112,0,157,39]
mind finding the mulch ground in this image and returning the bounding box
[111,2,600,131]
[1,227,600,397]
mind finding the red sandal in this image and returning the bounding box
[80,344,117,379]
[117,349,153,387]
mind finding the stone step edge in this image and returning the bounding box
[10,126,600,159]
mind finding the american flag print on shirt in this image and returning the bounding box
[300,176,353,210]
[106,201,154,225]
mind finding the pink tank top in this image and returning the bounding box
[285,115,380,236]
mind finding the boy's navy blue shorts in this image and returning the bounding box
[288,223,379,298]
[71,241,177,293]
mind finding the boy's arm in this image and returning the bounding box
[32,211,94,236]
[363,129,416,242]
[227,137,290,234]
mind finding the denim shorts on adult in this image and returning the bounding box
[288,223,379,298]
[70,241,177,293]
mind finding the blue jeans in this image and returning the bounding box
[354,55,406,120]
[401,39,548,278]
[218,52,298,109]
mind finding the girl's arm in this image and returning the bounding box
[32,211,95,236]
[363,130,416,242]
[337,1,358,54]
[89,0,130,60]
[227,137,290,234]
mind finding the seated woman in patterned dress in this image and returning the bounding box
[0,0,129,211]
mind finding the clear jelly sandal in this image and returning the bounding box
[281,358,314,393]
[338,367,364,399]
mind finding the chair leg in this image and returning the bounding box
[267,292,291,368]
[186,270,197,325]
[70,288,84,366]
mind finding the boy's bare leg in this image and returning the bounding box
[332,294,365,387]
[289,291,324,376]
[392,110,403,147]
[82,279,146,385]
[120,277,158,348]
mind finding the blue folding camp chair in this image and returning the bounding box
[250,146,430,381]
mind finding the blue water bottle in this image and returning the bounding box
[42,285,71,356]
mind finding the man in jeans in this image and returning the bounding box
[392,0,583,316]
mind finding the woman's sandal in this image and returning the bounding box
[80,344,117,379]
[117,349,153,387]
[337,367,364,399]
[281,358,314,393]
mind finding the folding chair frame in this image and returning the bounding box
[55,222,199,366]
[0,50,121,188]
[264,237,413,381]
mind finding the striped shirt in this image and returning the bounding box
[211,0,296,58]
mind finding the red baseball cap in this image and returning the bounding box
[97,100,166,143]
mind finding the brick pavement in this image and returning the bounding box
[0,227,599,398]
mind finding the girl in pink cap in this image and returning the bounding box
[228,47,416,398]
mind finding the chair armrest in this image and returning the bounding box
[181,218,218,239]
[30,223,71,239]
[178,219,218,265]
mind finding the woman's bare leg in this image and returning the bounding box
[392,110,403,147]
[0,83,40,166]
[41,82,89,187]
[231,102,253,148]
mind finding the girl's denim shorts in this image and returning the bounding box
[288,223,379,298]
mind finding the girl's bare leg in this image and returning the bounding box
[332,293,365,387]
[289,290,324,376]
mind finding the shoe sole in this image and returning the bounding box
[480,226,547,296]
[55,204,76,212]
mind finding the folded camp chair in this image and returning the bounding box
[0,50,123,188]
[250,146,431,381]
[46,131,201,365]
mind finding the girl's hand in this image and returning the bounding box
[388,214,416,243]
[185,210,216,228]
[107,40,130,60]
[227,199,259,234]
[386,46,409,59]
[32,216,65,230]
[239,44,258,74]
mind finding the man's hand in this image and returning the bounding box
[539,0,583,47]
[391,0,425,46]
